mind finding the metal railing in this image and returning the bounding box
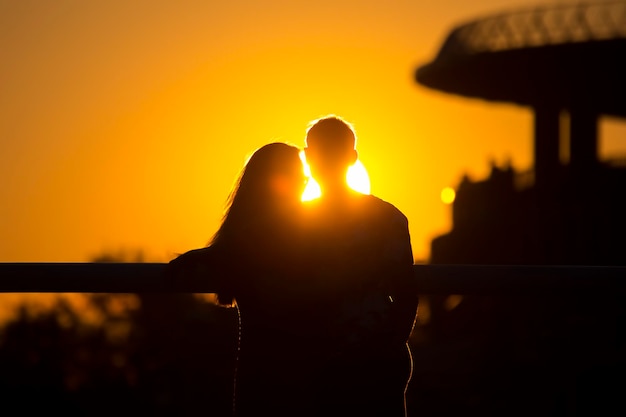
[437,0,626,58]
[1,263,624,295]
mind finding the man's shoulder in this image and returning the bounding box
[301,192,408,227]
[360,194,408,225]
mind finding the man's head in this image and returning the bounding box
[304,115,358,192]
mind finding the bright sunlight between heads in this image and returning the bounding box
[301,155,371,201]
[347,160,371,195]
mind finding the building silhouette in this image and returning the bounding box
[416,0,626,265]
[407,3,626,415]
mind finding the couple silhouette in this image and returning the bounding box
[169,115,418,416]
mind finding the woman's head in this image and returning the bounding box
[211,142,306,245]
[236,142,306,207]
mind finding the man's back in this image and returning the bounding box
[302,190,418,416]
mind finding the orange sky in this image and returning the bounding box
[1,0,625,266]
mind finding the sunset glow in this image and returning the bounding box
[2,4,626,413]
[2,0,625,268]
[301,178,322,201]
[347,160,371,195]
[301,158,370,201]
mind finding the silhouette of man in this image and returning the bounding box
[302,115,418,416]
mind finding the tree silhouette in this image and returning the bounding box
[0,252,238,416]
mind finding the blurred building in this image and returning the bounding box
[408,3,626,415]
[430,158,626,265]
[416,0,626,265]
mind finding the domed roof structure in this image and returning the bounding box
[416,0,626,188]
[416,0,626,116]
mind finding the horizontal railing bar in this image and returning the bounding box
[0,263,168,293]
[417,264,626,295]
[0,263,624,295]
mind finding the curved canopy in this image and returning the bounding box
[416,1,626,117]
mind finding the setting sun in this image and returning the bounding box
[301,157,371,201]
[347,160,371,195]
[302,178,322,201]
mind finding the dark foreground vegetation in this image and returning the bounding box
[1,286,625,416]
[0,292,238,416]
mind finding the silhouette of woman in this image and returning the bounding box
[168,142,311,416]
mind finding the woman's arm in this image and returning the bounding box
[166,247,222,293]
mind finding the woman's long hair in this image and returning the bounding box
[209,142,305,303]
[210,142,303,245]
